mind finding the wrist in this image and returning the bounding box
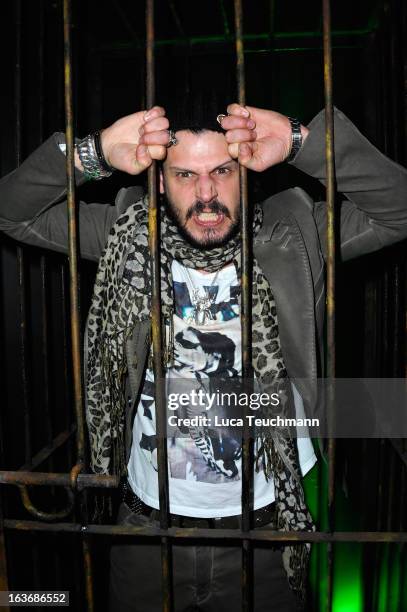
[75,132,115,180]
[284,117,309,162]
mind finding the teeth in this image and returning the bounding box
[197,212,219,220]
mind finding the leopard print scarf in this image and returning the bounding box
[85,195,315,597]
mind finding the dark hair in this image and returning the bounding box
[164,89,227,135]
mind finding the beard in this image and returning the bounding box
[162,195,240,250]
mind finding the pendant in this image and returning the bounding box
[190,289,214,326]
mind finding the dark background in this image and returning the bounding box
[0,0,406,610]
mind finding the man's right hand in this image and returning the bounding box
[75,106,170,175]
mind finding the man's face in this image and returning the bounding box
[160,130,240,249]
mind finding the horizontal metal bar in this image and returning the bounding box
[99,28,374,52]
[18,425,76,472]
[98,44,362,57]
[4,521,407,542]
[0,472,119,490]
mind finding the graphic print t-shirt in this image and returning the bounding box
[127,260,316,517]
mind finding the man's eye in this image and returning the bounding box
[215,167,230,175]
[176,171,192,178]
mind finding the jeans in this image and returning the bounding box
[109,503,303,612]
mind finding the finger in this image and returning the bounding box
[227,142,258,169]
[143,105,166,121]
[226,103,250,118]
[225,128,257,144]
[134,144,152,170]
[227,142,239,159]
[219,115,255,131]
[139,130,171,146]
[149,144,167,161]
[237,142,256,167]
[140,116,169,134]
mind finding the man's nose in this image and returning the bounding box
[195,175,217,203]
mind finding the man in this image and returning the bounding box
[1,102,407,612]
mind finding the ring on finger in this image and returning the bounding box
[166,129,178,148]
[216,113,227,126]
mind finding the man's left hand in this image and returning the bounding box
[219,104,309,172]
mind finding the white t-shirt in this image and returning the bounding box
[127,260,316,517]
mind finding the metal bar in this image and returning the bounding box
[17,248,31,464]
[18,485,74,521]
[0,495,9,612]
[40,257,53,452]
[82,536,94,612]
[61,263,74,468]
[14,0,32,469]
[145,2,173,610]
[3,521,407,542]
[100,28,375,51]
[63,0,85,464]
[234,1,254,610]
[0,472,119,489]
[100,43,362,57]
[322,0,336,610]
[18,425,76,472]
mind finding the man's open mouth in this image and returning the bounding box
[193,211,225,227]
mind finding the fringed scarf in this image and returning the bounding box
[85,195,315,598]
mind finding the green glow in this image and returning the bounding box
[378,545,390,612]
[332,544,364,611]
[303,449,364,612]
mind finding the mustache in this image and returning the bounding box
[185,200,232,221]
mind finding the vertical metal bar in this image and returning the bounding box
[40,258,53,450]
[145,2,173,611]
[322,0,336,610]
[0,495,10,612]
[63,6,95,611]
[62,0,85,463]
[234,1,253,610]
[14,0,32,468]
[61,263,74,468]
[82,536,94,612]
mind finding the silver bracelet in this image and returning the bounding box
[286,117,303,162]
[76,133,114,180]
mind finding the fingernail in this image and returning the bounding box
[247,119,255,129]
[139,145,147,155]
[241,108,250,116]
[144,110,154,121]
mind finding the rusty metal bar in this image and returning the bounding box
[61,263,74,468]
[0,496,9,612]
[234,1,254,610]
[40,257,53,452]
[82,535,94,612]
[14,0,32,469]
[18,485,74,522]
[322,0,336,610]
[0,471,118,489]
[18,426,76,473]
[63,0,86,464]
[146,2,173,610]
[3,520,407,542]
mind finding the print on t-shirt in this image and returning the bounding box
[128,260,317,516]
[136,262,246,484]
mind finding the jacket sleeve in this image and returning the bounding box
[0,133,119,262]
[290,107,407,261]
